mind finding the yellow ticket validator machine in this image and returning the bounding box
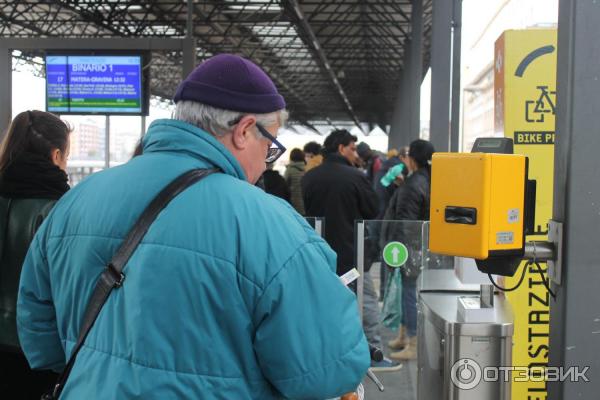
[429,149,535,276]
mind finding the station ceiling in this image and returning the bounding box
[1,0,433,128]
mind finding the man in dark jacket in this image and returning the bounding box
[302,130,398,369]
[302,130,378,276]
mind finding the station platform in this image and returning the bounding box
[362,327,418,400]
[362,265,417,400]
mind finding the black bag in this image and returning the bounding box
[42,168,218,399]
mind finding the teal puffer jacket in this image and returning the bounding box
[17,119,369,399]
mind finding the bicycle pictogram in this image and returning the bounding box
[525,85,556,123]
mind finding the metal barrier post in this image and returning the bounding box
[356,220,365,321]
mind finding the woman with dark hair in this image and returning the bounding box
[284,148,306,215]
[303,141,323,171]
[0,110,71,397]
[381,139,435,361]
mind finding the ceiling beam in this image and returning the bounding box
[283,0,364,133]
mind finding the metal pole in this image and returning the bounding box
[141,115,146,138]
[356,221,365,321]
[0,47,12,140]
[1,38,185,51]
[549,1,600,398]
[105,115,110,169]
[523,241,555,262]
[450,0,462,152]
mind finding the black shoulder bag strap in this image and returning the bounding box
[43,168,219,400]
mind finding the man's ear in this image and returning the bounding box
[231,115,257,150]
[51,148,62,166]
[337,143,345,154]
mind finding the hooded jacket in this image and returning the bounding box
[17,119,369,399]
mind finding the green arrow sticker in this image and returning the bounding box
[382,242,409,267]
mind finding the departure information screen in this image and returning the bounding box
[46,55,143,114]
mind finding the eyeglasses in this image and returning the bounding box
[256,123,286,163]
[228,117,287,163]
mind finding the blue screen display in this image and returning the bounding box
[46,55,144,114]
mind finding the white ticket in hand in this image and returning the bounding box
[340,268,360,286]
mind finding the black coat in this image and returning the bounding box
[0,197,56,349]
[302,154,378,275]
[261,169,291,202]
[383,168,431,223]
[374,156,405,219]
[380,168,431,277]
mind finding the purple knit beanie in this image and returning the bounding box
[173,54,286,113]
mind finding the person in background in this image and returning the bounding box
[303,141,323,171]
[302,130,377,276]
[382,139,435,361]
[0,110,71,399]
[356,142,383,186]
[398,146,410,169]
[375,149,409,301]
[284,148,306,215]
[378,153,409,216]
[261,162,291,202]
[17,54,368,399]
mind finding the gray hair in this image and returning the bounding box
[173,100,288,138]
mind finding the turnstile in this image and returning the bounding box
[418,291,513,400]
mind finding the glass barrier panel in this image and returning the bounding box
[304,217,324,237]
[355,219,427,400]
[421,221,454,271]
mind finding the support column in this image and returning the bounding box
[549,1,600,399]
[0,47,12,139]
[183,0,197,79]
[182,38,196,79]
[407,0,423,144]
[429,0,453,152]
[388,0,423,150]
[389,68,407,150]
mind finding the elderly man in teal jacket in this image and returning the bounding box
[17,54,369,399]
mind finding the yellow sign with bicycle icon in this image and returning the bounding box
[495,28,557,400]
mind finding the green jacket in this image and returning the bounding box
[284,161,306,215]
[0,196,56,349]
